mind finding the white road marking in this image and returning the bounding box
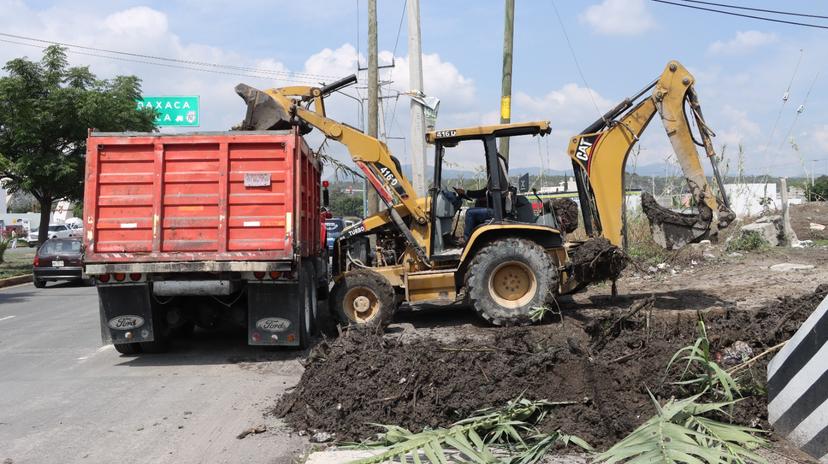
[0,315,16,322]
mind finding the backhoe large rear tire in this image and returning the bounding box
[329,269,396,329]
[466,238,555,326]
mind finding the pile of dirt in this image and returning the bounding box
[790,202,828,241]
[569,237,627,284]
[275,285,827,449]
[551,198,579,234]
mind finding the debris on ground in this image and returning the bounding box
[236,424,267,439]
[569,237,627,284]
[274,285,827,450]
[769,263,815,272]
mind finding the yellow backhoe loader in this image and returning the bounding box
[235,60,734,327]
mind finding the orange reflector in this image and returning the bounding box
[287,334,295,342]
[114,273,126,282]
[269,271,281,279]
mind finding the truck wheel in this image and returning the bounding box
[114,342,142,355]
[329,269,396,328]
[296,268,314,349]
[466,238,555,326]
[33,278,46,288]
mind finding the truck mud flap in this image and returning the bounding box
[97,284,154,345]
[247,281,301,346]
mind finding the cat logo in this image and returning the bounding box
[575,136,596,162]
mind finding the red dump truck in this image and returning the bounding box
[82,130,327,354]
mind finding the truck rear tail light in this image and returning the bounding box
[251,332,261,342]
[33,255,40,267]
[113,273,126,282]
[98,274,110,283]
[253,271,266,280]
[269,271,282,279]
[129,273,142,281]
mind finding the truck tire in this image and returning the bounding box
[33,278,46,288]
[329,269,396,328]
[114,342,142,355]
[466,238,555,326]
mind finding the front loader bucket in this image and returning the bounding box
[641,192,713,250]
[234,83,292,131]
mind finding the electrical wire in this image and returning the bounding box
[651,0,828,30]
[0,37,320,84]
[761,49,802,158]
[550,0,603,119]
[0,31,342,81]
[673,0,828,20]
[778,71,820,152]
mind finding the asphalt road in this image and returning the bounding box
[0,281,307,464]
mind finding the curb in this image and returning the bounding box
[0,274,33,289]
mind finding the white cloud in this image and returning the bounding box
[813,125,828,152]
[708,31,778,55]
[579,0,656,36]
[716,105,761,148]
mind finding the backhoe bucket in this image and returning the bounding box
[641,193,713,250]
[235,83,292,131]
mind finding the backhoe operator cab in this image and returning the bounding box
[427,122,558,257]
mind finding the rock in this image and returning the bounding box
[741,222,779,247]
[656,263,667,270]
[311,431,334,443]
[720,341,753,366]
[699,239,712,245]
[703,252,717,260]
[647,266,658,274]
[769,263,815,272]
[809,222,826,231]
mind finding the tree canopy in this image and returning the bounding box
[0,45,156,242]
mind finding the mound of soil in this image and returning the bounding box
[275,285,827,449]
[570,237,627,284]
[551,198,579,234]
[790,202,828,241]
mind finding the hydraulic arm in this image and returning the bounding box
[567,61,735,249]
[235,76,431,261]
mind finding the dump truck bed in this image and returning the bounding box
[83,130,321,264]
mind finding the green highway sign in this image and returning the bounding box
[137,96,199,127]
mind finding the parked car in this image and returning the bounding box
[25,224,73,245]
[67,222,84,238]
[324,217,346,252]
[33,238,88,288]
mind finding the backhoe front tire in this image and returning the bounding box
[329,269,396,329]
[466,238,556,326]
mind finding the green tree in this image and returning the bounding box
[0,45,156,243]
[330,194,363,217]
[806,175,828,201]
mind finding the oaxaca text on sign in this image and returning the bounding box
[137,96,200,127]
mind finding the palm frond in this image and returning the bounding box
[349,398,591,464]
[592,393,768,464]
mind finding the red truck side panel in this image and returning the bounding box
[84,131,321,263]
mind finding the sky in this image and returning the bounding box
[1,0,828,178]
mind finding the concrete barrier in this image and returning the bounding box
[768,294,828,463]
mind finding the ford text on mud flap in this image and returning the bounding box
[247,281,302,346]
[97,284,155,345]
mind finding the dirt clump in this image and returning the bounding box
[570,237,627,284]
[274,285,827,449]
[551,198,579,234]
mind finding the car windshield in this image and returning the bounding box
[39,240,82,256]
[325,219,345,233]
[48,225,65,232]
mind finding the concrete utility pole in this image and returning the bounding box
[498,0,515,163]
[366,0,380,216]
[407,0,427,196]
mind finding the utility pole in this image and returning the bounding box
[498,0,515,163]
[366,0,380,216]
[407,0,427,196]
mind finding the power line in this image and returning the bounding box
[0,37,321,84]
[761,49,803,158]
[651,0,828,30]
[673,0,828,20]
[550,0,603,119]
[0,31,342,81]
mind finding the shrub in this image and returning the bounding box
[726,230,768,253]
